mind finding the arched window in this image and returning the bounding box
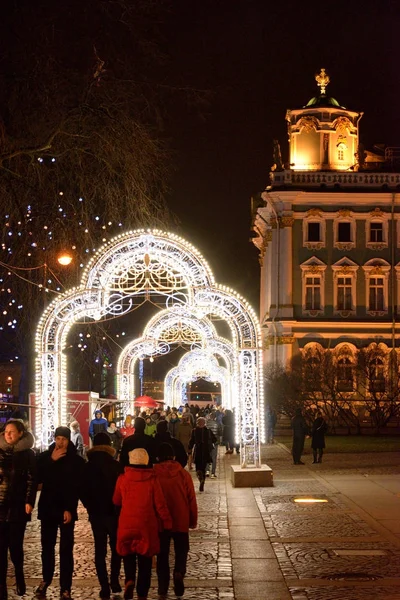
[337,357,354,391]
[369,357,385,393]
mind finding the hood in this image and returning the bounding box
[92,417,107,424]
[154,460,182,478]
[123,466,155,481]
[0,430,35,452]
[87,444,116,459]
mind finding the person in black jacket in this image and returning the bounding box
[119,417,157,467]
[188,418,216,492]
[311,412,328,464]
[0,419,37,600]
[35,426,85,600]
[80,432,124,599]
[154,421,187,469]
[291,408,309,465]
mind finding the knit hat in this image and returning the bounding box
[93,432,111,446]
[129,448,149,465]
[196,417,206,427]
[54,426,71,440]
[157,442,175,462]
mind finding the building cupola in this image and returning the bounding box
[286,69,363,172]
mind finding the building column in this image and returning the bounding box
[278,216,294,318]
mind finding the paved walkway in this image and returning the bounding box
[6,443,400,600]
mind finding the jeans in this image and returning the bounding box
[0,521,26,585]
[123,553,152,597]
[90,514,121,590]
[40,520,74,592]
[206,446,218,475]
[157,531,189,596]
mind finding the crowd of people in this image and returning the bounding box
[0,404,238,600]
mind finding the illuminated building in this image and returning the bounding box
[251,69,400,369]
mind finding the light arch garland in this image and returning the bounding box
[35,230,264,467]
[164,349,230,408]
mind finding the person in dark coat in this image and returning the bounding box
[119,418,157,467]
[113,448,172,600]
[167,413,180,438]
[0,419,37,600]
[154,421,187,469]
[89,410,108,442]
[311,412,327,464]
[80,432,124,599]
[291,408,309,465]
[188,418,216,492]
[222,410,235,453]
[154,443,197,600]
[35,426,85,600]
[107,421,123,455]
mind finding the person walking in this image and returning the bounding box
[119,417,157,467]
[176,414,192,454]
[80,432,124,599]
[154,421,187,469]
[35,426,85,599]
[167,412,180,438]
[154,443,197,600]
[222,409,235,454]
[188,418,216,492]
[113,448,172,600]
[89,411,108,443]
[69,421,85,459]
[291,408,309,465]
[107,421,123,455]
[0,419,37,600]
[311,412,327,464]
[205,411,220,478]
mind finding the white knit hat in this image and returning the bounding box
[129,448,149,465]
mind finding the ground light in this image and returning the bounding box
[294,498,328,503]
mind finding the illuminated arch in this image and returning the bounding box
[36,230,263,467]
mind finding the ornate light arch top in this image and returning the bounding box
[81,230,215,295]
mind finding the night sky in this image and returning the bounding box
[160,0,398,309]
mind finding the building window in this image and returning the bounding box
[303,212,326,249]
[369,277,384,311]
[337,357,354,391]
[337,277,352,311]
[334,213,356,250]
[332,258,358,315]
[305,277,321,310]
[307,222,321,242]
[363,259,390,315]
[370,222,383,243]
[338,222,351,242]
[300,257,327,315]
[369,358,385,393]
[338,149,344,161]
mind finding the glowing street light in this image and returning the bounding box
[57,253,73,266]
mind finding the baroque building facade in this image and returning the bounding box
[251,70,400,377]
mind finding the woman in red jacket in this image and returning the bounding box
[113,448,172,600]
[154,443,198,600]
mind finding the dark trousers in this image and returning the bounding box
[123,553,152,597]
[206,446,218,475]
[0,521,26,585]
[292,435,305,464]
[40,519,74,592]
[90,514,121,590]
[157,531,189,595]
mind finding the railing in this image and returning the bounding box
[270,170,400,189]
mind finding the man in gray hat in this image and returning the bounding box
[35,426,85,600]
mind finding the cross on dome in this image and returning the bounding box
[315,68,330,95]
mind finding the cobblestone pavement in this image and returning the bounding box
[5,443,400,600]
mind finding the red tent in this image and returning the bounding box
[134,395,158,408]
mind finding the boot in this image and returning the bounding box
[15,569,26,596]
[312,451,318,464]
[317,450,323,463]
[123,581,134,600]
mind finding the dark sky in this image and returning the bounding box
[159,0,398,309]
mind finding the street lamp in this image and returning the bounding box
[57,253,73,266]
